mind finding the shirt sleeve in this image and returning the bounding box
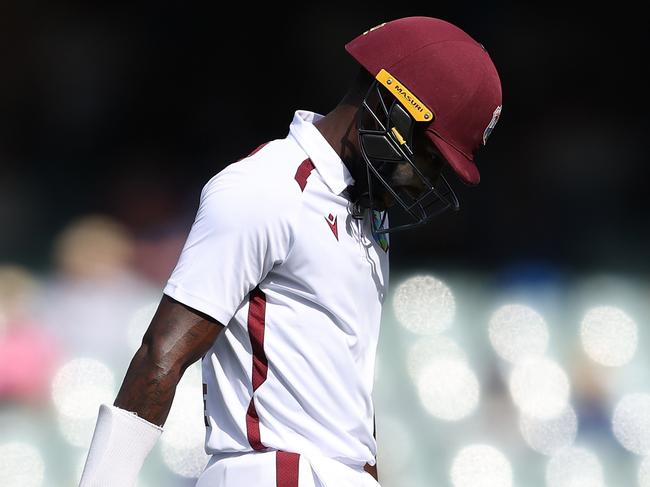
[163,163,298,325]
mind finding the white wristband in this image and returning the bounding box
[79,404,163,487]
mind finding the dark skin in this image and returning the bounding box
[314,68,446,213]
[114,294,222,424]
[114,71,445,483]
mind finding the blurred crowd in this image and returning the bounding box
[0,214,197,485]
[0,214,176,405]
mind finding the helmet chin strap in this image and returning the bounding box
[351,78,460,234]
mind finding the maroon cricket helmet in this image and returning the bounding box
[345,16,503,185]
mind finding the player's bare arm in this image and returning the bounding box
[363,415,378,480]
[114,294,223,426]
[364,462,378,481]
[78,294,223,486]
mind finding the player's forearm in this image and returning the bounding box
[113,343,183,426]
[114,295,222,426]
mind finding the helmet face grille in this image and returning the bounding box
[354,79,459,234]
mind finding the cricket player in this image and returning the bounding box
[79,16,502,487]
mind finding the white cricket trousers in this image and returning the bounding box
[194,450,380,487]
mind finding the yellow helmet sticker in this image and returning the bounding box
[375,69,433,123]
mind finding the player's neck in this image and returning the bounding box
[313,103,365,185]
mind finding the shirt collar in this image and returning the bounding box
[288,109,355,195]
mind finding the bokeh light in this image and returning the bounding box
[51,358,115,418]
[450,444,512,487]
[488,304,549,365]
[51,358,115,448]
[509,357,570,420]
[580,306,637,367]
[393,275,455,335]
[160,363,208,477]
[406,336,467,381]
[612,393,650,455]
[519,406,577,455]
[417,358,480,421]
[545,447,604,487]
[58,414,98,449]
[0,442,45,487]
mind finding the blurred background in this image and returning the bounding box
[1,2,649,486]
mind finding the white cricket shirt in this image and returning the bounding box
[163,109,390,469]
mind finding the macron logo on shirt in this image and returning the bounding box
[325,213,338,241]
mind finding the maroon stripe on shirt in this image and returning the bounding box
[276,451,300,487]
[246,286,268,450]
[294,158,315,192]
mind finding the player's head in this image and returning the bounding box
[345,16,503,233]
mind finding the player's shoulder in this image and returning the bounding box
[200,137,307,218]
[231,137,310,190]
